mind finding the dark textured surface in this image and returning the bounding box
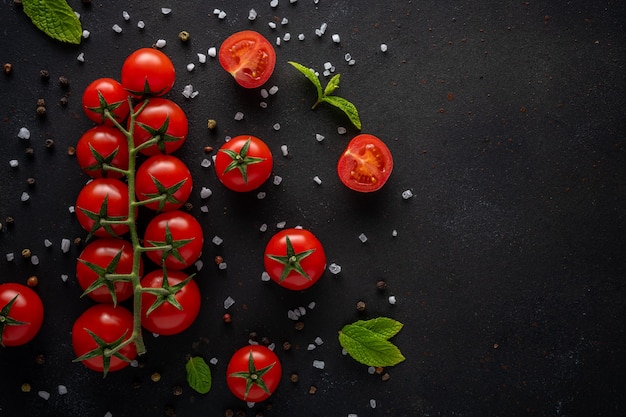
[1,1,625,416]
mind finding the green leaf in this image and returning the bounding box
[324,74,341,96]
[338,317,405,367]
[322,95,362,130]
[186,356,212,394]
[22,0,82,45]
[288,61,323,99]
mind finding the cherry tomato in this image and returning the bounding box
[337,134,394,193]
[135,155,193,212]
[76,125,129,179]
[226,345,282,402]
[140,269,200,335]
[129,98,188,156]
[71,304,137,375]
[143,210,204,270]
[75,178,132,239]
[120,48,175,98]
[82,78,131,125]
[0,283,44,347]
[264,228,326,291]
[219,30,276,88]
[76,238,141,304]
[214,135,273,192]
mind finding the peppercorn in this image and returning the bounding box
[224,410,234,417]
[44,139,55,149]
[26,177,36,186]
[67,146,76,156]
[59,96,68,106]
[21,383,31,393]
[203,146,214,153]
[223,313,232,323]
[376,280,388,291]
[282,341,291,351]
[150,372,161,382]
[207,119,217,130]
[27,276,38,287]
[308,385,317,395]
[294,321,304,331]
[25,147,34,156]
[3,63,12,75]
[172,385,183,395]
[74,237,82,247]
[21,248,31,258]
[381,372,391,381]
[39,69,49,80]
[214,255,224,265]
[36,106,47,116]
[58,75,69,89]
[5,216,14,226]
[290,373,299,383]
[356,300,366,312]
[178,31,190,42]
[183,202,193,211]
[35,353,45,365]
[249,331,258,341]
[36,98,46,107]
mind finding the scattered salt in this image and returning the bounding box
[392,229,398,237]
[112,24,122,33]
[260,89,269,98]
[312,360,325,369]
[307,344,316,350]
[259,223,268,232]
[248,9,258,20]
[261,271,271,281]
[348,59,356,65]
[6,253,15,262]
[195,260,203,271]
[9,159,18,168]
[212,236,224,245]
[31,255,39,265]
[200,205,208,213]
[270,0,279,8]
[328,263,342,274]
[308,301,316,309]
[273,123,281,131]
[280,144,288,156]
[370,399,377,409]
[213,8,221,15]
[268,22,277,29]
[137,20,145,29]
[197,53,206,63]
[298,33,305,41]
[344,53,352,61]
[281,17,289,25]
[234,111,244,121]
[368,366,376,374]
[44,239,52,248]
[218,10,227,19]
[218,262,227,270]
[276,37,281,46]
[257,192,266,199]
[277,221,286,229]
[82,30,90,38]
[61,238,71,253]
[200,158,211,168]
[200,187,212,199]
[17,127,30,140]
[320,22,328,34]
[402,190,414,199]
[273,175,283,185]
[388,295,397,305]
[209,357,218,365]
[38,391,50,400]
[380,43,388,52]
[155,39,167,48]
[68,206,75,214]
[182,84,194,98]
[332,34,341,43]
[21,192,30,202]
[61,274,69,282]
[58,385,68,395]
[259,101,268,108]
[186,63,195,72]
[287,310,299,320]
[337,126,347,134]
[315,133,325,142]
[358,233,368,243]
[161,8,172,15]
[283,33,291,42]
[314,337,324,345]
[122,11,130,20]
[208,47,217,57]
[269,85,279,95]
[224,296,235,309]
[190,90,199,98]
[77,52,85,62]
[313,176,322,185]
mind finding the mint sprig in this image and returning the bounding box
[338,317,405,367]
[186,356,212,394]
[288,61,362,130]
[22,0,82,45]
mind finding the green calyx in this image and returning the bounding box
[73,328,132,378]
[0,294,29,347]
[136,115,181,154]
[144,269,195,316]
[220,138,265,184]
[78,247,131,306]
[146,222,194,266]
[266,236,316,282]
[140,175,188,212]
[228,350,276,400]
[79,194,127,241]
[86,91,126,124]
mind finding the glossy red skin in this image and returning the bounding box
[337,134,394,192]
[0,283,44,347]
[121,48,175,98]
[140,270,201,335]
[264,228,327,291]
[129,98,188,156]
[143,210,204,270]
[82,78,130,125]
[226,345,282,402]
[135,155,193,211]
[76,238,141,303]
[71,304,137,373]
[76,125,129,179]
[219,30,276,88]
[214,135,273,192]
[75,178,131,238]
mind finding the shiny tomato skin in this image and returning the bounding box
[0,283,44,347]
[140,269,201,335]
[75,178,132,238]
[264,228,327,291]
[82,78,131,126]
[121,48,175,98]
[71,304,137,373]
[143,210,204,270]
[337,134,394,192]
[135,155,193,212]
[226,345,282,402]
[129,98,188,156]
[214,135,273,192]
[76,238,141,304]
[76,125,129,179]
[219,30,276,88]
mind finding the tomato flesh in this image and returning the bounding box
[337,134,393,192]
[219,30,276,88]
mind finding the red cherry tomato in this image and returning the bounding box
[214,135,273,192]
[140,269,200,335]
[337,134,394,192]
[71,304,137,374]
[0,283,44,347]
[121,48,175,98]
[82,78,130,125]
[75,178,132,238]
[264,228,326,291]
[76,238,141,304]
[129,98,188,156]
[135,155,193,212]
[226,345,282,402]
[76,125,129,179]
[219,30,276,88]
[143,210,204,270]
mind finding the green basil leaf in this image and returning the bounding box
[324,73,341,96]
[186,356,212,394]
[321,95,362,130]
[338,317,405,367]
[349,317,404,340]
[288,61,323,99]
[22,0,82,44]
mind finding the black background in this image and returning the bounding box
[1,1,625,416]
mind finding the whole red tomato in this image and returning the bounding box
[121,48,176,98]
[264,228,326,290]
[129,98,188,156]
[72,304,137,375]
[135,155,193,212]
[143,210,204,270]
[76,125,129,179]
[214,135,273,192]
[76,238,141,304]
[75,178,132,239]
[82,77,130,125]
[337,134,393,192]
[140,269,200,335]
[0,283,44,347]
[226,345,282,402]
[219,30,276,88]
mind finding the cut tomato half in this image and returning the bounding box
[337,134,393,192]
[219,30,276,88]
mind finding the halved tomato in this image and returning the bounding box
[337,134,393,192]
[219,30,276,88]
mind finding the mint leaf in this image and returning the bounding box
[22,0,82,44]
[322,95,362,130]
[338,317,405,367]
[186,356,212,394]
[288,61,323,99]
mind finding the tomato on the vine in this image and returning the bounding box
[121,48,175,98]
[82,78,131,126]
[264,228,326,290]
[143,210,204,270]
[337,134,394,192]
[226,345,282,402]
[219,30,276,89]
[76,125,129,179]
[140,269,200,335]
[135,155,193,212]
[129,98,188,156]
[76,238,142,304]
[214,135,273,192]
[75,178,132,239]
[0,283,44,347]
[72,304,137,375]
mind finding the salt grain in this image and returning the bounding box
[270,0,279,8]
[307,344,316,350]
[200,205,208,213]
[269,85,279,95]
[44,239,52,248]
[68,206,75,214]
[337,126,347,134]
[182,84,193,98]
[38,391,50,400]
[312,360,325,369]
[320,22,328,34]
[61,238,71,253]
[315,133,325,142]
[328,263,342,274]
[268,22,277,29]
[348,414,358,417]
[112,24,122,33]
[122,11,130,20]
[392,229,398,237]
[402,190,414,199]
[31,255,39,265]
[195,260,203,271]
[234,111,244,121]
[61,274,69,282]
[186,63,195,72]
[277,221,286,228]
[137,20,145,29]
[368,366,376,374]
[17,127,31,140]
[313,176,322,185]
[21,192,30,202]
[358,233,368,243]
[82,30,90,38]
[200,158,211,168]
[224,296,235,309]
[218,10,227,19]
[298,33,305,40]
[257,192,266,199]
[280,145,288,156]
[218,262,227,270]
[380,43,388,52]
[248,9,258,20]
[260,89,269,98]
[9,160,18,168]
[58,385,68,395]
[161,7,172,15]
[273,175,283,185]
[344,53,352,61]
[287,310,299,320]
[259,223,268,232]
[308,301,316,309]
[212,236,224,245]
[213,8,221,15]
[259,101,268,108]
[6,253,15,262]
[247,402,255,408]
[209,357,218,365]
[104,413,113,417]
[332,34,341,43]
[77,52,85,62]
[281,17,289,25]
[208,47,217,57]
[273,123,281,131]
[314,337,324,345]
[388,295,397,305]
[370,399,377,408]
[197,53,207,63]
[200,187,212,199]
[276,37,281,46]
[155,39,167,48]
[261,271,271,281]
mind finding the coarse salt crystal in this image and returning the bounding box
[328,263,342,274]
[370,399,377,408]
[277,221,286,228]
[186,63,195,72]
[270,0,279,8]
[77,52,85,62]
[82,30,90,38]
[182,84,193,98]
[291,0,297,3]
[112,24,122,33]
[104,413,113,417]
[281,17,289,25]
[61,238,71,253]
[209,357,218,365]
[21,192,30,202]
[314,337,323,345]
[358,233,368,243]
[268,342,276,351]
[44,239,52,248]
[208,47,217,57]
[344,53,352,61]
[247,402,255,408]
[9,160,18,168]
[6,253,15,262]
[268,22,277,29]
[200,187,212,198]
[338,126,347,134]
[68,205,75,214]
[320,22,328,34]
[137,20,145,29]
[224,296,235,309]
[212,236,224,245]
[17,127,30,139]
[61,274,69,282]
[218,10,227,19]
[276,37,281,46]
[197,53,207,63]
[213,8,221,15]
[260,101,268,108]
[261,271,271,281]
[283,33,291,41]
[312,360,325,369]
[388,295,397,305]
[260,89,269,98]
[392,229,398,237]
[332,34,340,43]
[298,33,305,41]
[58,385,68,395]
[200,205,208,213]
[234,111,244,121]
[348,59,356,65]
[190,90,199,98]
[280,145,288,156]
[368,366,376,374]
[38,391,50,400]
[122,11,130,20]
[248,9,258,20]
[315,133,325,142]
[200,158,211,168]
[287,310,299,320]
[308,301,316,309]
[155,39,167,48]
[257,192,266,199]
[259,223,268,232]
[195,260,203,271]
[161,7,172,15]
[269,85,279,95]
[307,344,316,350]
[273,175,282,185]
[313,176,322,185]
[218,262,227,270]
[380,43,388,52]
[348,414,358,417]
[402,190,414,199]
[273,123,281,131]
[31,255,39,265]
